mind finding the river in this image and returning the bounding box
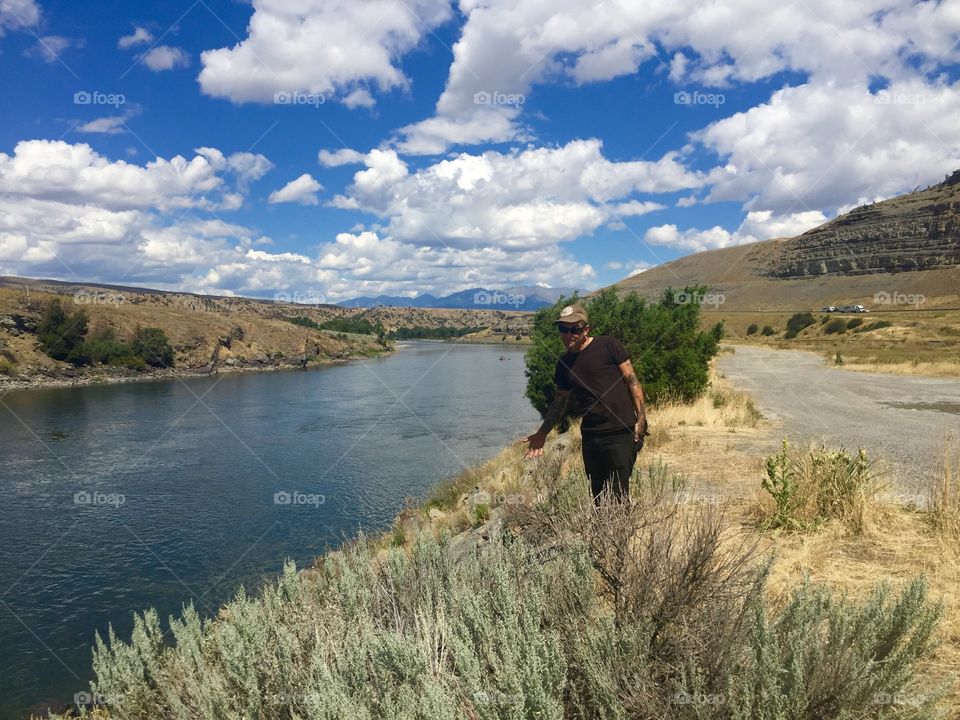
[0,342,540,719]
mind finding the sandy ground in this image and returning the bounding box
[716,344,960,495]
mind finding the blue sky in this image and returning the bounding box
[0,0,958,301]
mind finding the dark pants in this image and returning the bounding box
[582,429,639,502]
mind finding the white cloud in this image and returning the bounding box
[142,45,189,71]
[24,35,82,63]
[77,116,127,135]
[400,0,960,153]
[268,174,323,205]
[0,0,40,35]
[197,0,453,105]
[118,26,153,49]
[643,209,828,253]
[334,140,702,250]
[318,148,365,167]
[0,140,268,211]
[697,78,960,214]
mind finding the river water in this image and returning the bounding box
[0,342,539,718]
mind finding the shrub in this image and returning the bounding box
[847,317,864,330]
[759,439,880,534]
[0,356,16,376]
[824,319,848,335]
[66,467,943,720]
[524,287,724,420]
[746,323,759,335]
[37,299,88,364]
[761,325,776,336]
[784,312,816,339]
[131,326,174,368]
[856,320,893,333]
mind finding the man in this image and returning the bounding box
[522,303,647,500]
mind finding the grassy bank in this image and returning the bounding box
[44,367,960,719]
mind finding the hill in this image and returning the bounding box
[0,277,535,388]
[612,170,960,312]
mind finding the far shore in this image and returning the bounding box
[0,337,533,392]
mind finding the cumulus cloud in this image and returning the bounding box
[644,209,827,253]
[23,35,83,63]
[0,140,269,212]
[399,0,960,153]
[318,148,365,167]
[142,45,189,71]
[268,174,323,205]
[118,26,153,49]
[698,78,960,214]
[333,140,702,249]
[197,0,453,105]
[0,0,40,35]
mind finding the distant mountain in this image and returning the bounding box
[339,285,582,310]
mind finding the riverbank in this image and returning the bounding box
[0,349,392,392]
[37,364,959,718]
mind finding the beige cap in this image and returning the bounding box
[554,303,589,325]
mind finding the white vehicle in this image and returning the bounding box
[820,306,836,312]
[836,304,868,313]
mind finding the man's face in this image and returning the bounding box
[558,322,588,351]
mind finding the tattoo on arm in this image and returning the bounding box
[538,389,570,435]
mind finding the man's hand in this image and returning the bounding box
[520,430,547,459]
[634,420,648,443]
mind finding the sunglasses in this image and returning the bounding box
[557,325,585,334]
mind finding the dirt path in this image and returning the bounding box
[716,344,960,495]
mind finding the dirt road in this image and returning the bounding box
[716,344,960,496]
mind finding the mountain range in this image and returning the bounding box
[338,285,582,310]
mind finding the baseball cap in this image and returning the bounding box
[553,303,589,325]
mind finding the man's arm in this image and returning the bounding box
[521,387,570,458]
[617,359,647,439]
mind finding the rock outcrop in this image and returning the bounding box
[768,170,960,278]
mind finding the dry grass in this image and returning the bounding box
[368,360,960,712]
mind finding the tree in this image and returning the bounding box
[37,299,88,364]
[524,287,724,424]
[132,326,175,367]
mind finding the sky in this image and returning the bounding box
[0,0,958,303]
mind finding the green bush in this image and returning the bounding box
[760,439,880,534]
[856,320,893,333]
[524,287,723,420]
[132,327,175,368]
[847,318,864,330]
[746,323,759,336]
[784,312,816,339]
[37,299,88,364]
[761,325,776,336]
[66,469,943,720]
[824,319,848,335]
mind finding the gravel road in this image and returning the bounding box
[716,345,960,496]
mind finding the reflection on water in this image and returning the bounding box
[0,342,539,719]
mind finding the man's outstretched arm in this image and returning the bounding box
[618,359,647,440]
[521,387,570,458]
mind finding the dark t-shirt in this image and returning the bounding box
[554,335,636,436]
